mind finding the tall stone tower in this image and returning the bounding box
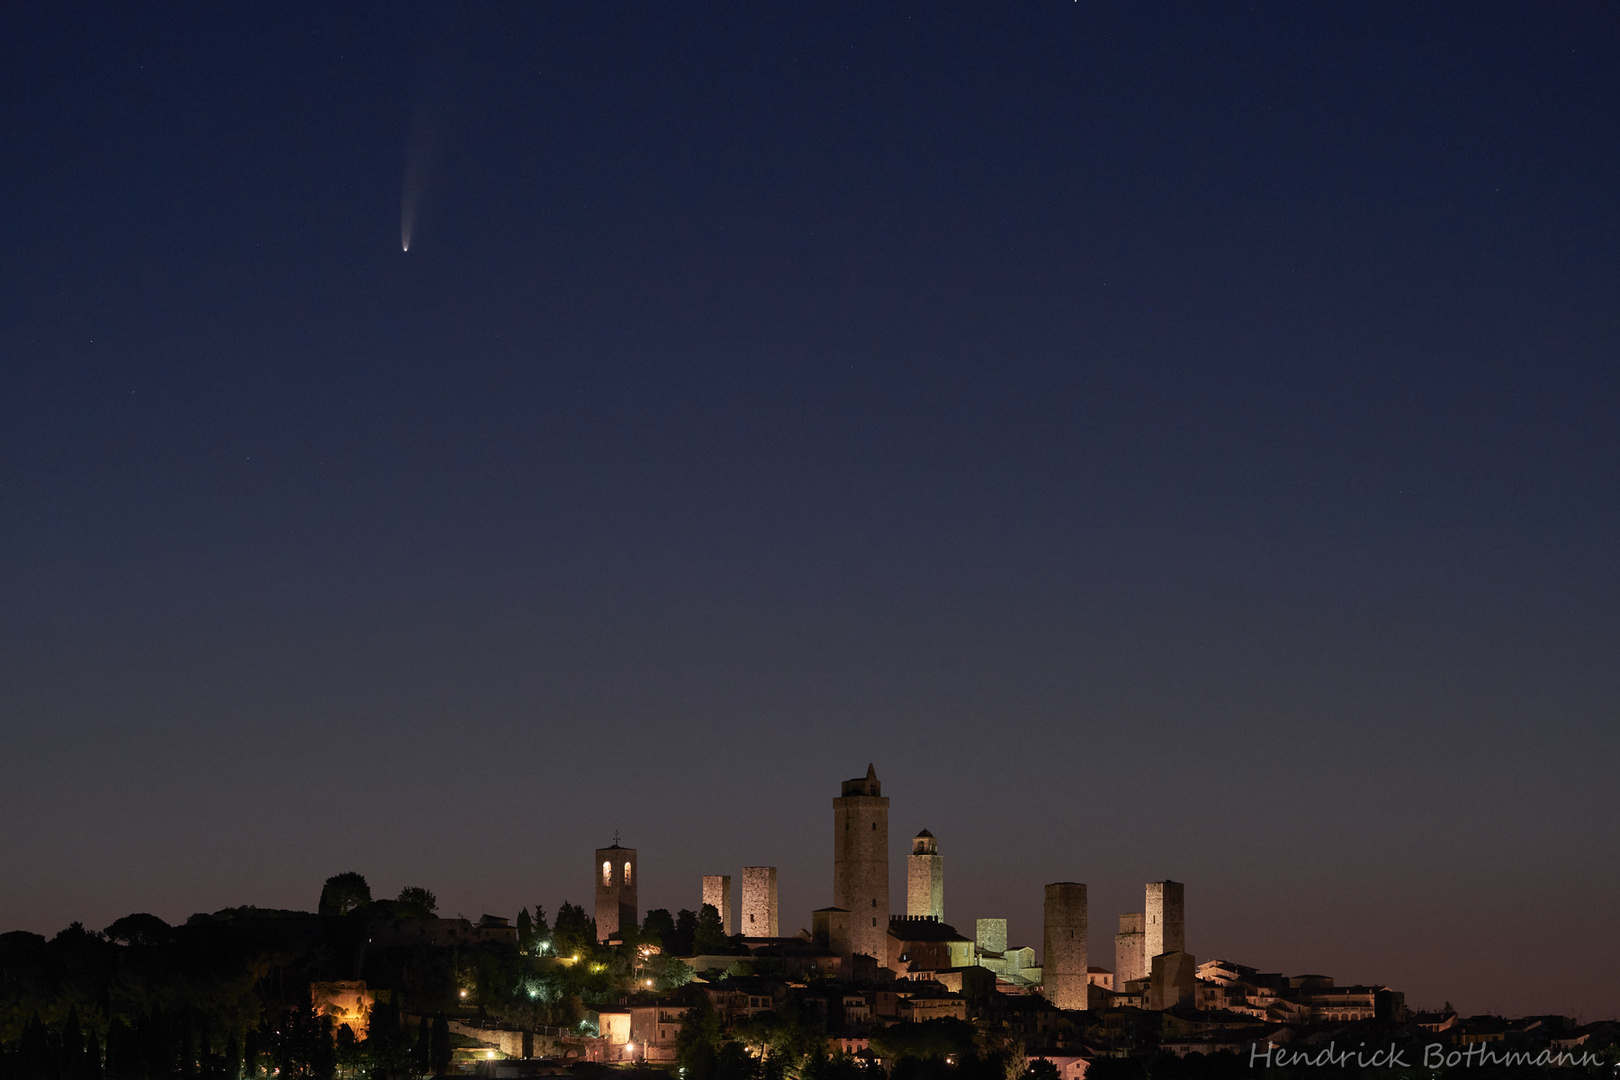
[833,764,890,967]
[702,875,733,935]
[907,830,944,921]
[594,842,638,942]
[742,866,778,937]
[1145,880,1184,961]
[1115,912,1146,986]
[1042,882,1088,1010]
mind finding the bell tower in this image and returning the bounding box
[907,829,944,921]
[594,840,638,942]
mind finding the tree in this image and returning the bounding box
[641,909,676,950]
[319,874,372,917]
[104,913,172,946]
[646,955,695,992]
[1025,1061,1059,1080]
[676,997,725,1080]
[551,903,594,959]
[516,909,533,953]
[395,887,437,918]
[694,904,729,955]
[670,909,698,957]
[429,1016,451,1078]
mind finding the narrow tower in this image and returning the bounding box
[1041,882,1088,1010]
[907,830,944,921]
[702,875,733,935]
[832,763,890,967]
[1115,912,1146,986]
[1144,880,1184,961]
[594,842,638,942]
[742,866,778,937]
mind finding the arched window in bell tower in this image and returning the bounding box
[602,861,612,885]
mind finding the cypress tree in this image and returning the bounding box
[62,1009,85,1080]
[411,1020,429,1078]
[84,1030,103,1080]
[428,1018,449,1079]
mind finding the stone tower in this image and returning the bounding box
[1115,912,1146,986]
[907,830,944,921]
[702,875,733,935]
[1145,880,1184,961]
[1042,882,1088,1010]
[832,763,890,967]
[594,843,638,942]
[742,866,778,937]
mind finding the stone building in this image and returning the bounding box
[975,918,1007,955]
[742,866,778,937]
[1115,912,1146,987]
[1041,882,1088,1010]
[832,764,890,968]
[1145,879,1185,962]
[702,875,733,935]
[595,842,638,942]
[907,830,944,921]
[1148,949,1196,1010]
[887,915,975,976]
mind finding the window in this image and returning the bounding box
[624,861,633,884]
[872,917,877,926]
[871,899,877,907]
[602,861,612,885]
[749,913,755,923]
[872,822,877,830]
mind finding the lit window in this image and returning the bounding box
[603,861,612,884]
[624,862,633,884]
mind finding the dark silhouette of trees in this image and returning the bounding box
[392,890,436,919]
[693,905,729,955]
[428,1017,450,1078]
[640,910,676,952]
[550,905,593,960]
[317,876,372,918]
[670,910,699,957]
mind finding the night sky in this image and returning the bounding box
[3,4,1617,1020]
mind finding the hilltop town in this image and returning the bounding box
[2,766,1614,1080]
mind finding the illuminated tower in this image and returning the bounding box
[1115,912,1146,986]
[702,875,732,935]
[1042,882,1088,1010]
[833,764,890,967]
[907,830,944,921]
[1145,880,1184,961]
[742,866,778,937]
[594,842,638,942]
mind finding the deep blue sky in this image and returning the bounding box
[2,3,1617,1018]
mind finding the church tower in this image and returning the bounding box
[833,764,890,967]
[907,830,944,921]
[594,842,638,942]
